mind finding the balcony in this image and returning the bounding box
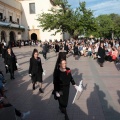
[0,18,25,30]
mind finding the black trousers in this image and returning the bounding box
[5,65,9,74]
[3,104,22,117]
[43,52,47,59]
[9,68,14,79]
[105,55,112,62]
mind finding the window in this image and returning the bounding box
[9,16,12,22]
[0,13,3,20]
[29,3,35,14]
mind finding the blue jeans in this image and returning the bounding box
[87,51,92,56]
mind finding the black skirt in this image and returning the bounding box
[32,72,43,83]
[58,85,70,108]
[98,57,105,63]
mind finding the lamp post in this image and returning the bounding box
[27,26,30,40]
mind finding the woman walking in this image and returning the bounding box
[29,49,44,93]
[98,42,105,67]
[64,42,69,57]
[55,42,60,56]
[5,47,17,80]
[74,43,79,60]
[53,58,78,120]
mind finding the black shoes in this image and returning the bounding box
[39,88,44,93]
[65,114,69,120]
[100,63,103,67]
[32,85,44,93]
[10,76,15,80]
[100,64,103,67]
[59,107,69,120]
[59,106,64,113]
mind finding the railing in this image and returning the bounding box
[0,17,19,25]
[0,20,25,29]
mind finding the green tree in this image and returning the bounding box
[37,0,96,38]
[74,2,97,37]
[109,13,120,38]
[96,14,114,38]
[95,14,120,39]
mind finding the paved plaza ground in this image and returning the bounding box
[0,46,120,120]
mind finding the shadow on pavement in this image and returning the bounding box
[1,51,120,120]
[114,62,120,71]
[117,91,120,105]
[87,84,120,120]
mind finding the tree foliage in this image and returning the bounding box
[37,0,96,37]
[95,13,120,38]
[37,0,120,39]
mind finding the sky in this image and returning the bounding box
[68,0,120,17]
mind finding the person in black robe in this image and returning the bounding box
[64,42,69,56]
[1,44,6,59]
[55,42,60,56]
[52,48,67,95]
[53,59,78,120]
[1,44,8,73]
[97,42,105,67]
[0,42,2,57]
[42,42,48,60]
[29,49,44,93]
[53,51,67,85]
[74,43,79,60]
[5,47,17,79]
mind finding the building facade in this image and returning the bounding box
[0,0,25,45]
[0,0,69,44]
[20,0,65,41]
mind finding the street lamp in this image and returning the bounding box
[27,26,30,40]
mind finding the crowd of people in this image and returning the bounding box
[39,38,120,67]
[0,43,30,119]
[0,38,120,120]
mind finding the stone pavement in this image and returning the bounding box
[0,46,120,120]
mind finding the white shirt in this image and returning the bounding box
[83,47,86,51]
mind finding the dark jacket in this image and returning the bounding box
[74,46,78,55]
[53,67,75,107]
[54,67,75,92]
[64,44,69,54]
[29,57,43,82]
[55,44,60,52]
[1,47,6,59]
[98,46,105,63]
[5,53,17,72]
[42,44,48,53]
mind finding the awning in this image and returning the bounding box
[0,21,25,30]
[20,25,25,29]
[0,21,10,27]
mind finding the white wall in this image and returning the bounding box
[20,0,63,41]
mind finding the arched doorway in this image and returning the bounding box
[1,31,6,42]
[9,31,16,47]
[31,33,37,41]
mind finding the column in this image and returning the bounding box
[6,31,9,45]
